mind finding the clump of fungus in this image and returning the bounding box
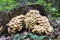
[7,15,25,34]
[6,9,53,35]
[25,10,54,34]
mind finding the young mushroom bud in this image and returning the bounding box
[0,26,3,32]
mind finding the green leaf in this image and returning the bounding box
[38,36,51,40]
[0,0,19,11]
[29,33,38,39]
[22,35,27,39]
[27,2,32,5]
[13,34,20,40]
[47,3,52,7]
[0,6,3,11]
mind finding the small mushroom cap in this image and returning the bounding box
[16,16,21,19]
[19,15,25,18]
[47,26,53,32]
[0,26,3,32]
[8,27,11,34]
[13,25,17,28]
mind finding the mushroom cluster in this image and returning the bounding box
[25,10,41,28]
[6,9,53,34]
[25,10,53,34]
[7,15,25,34]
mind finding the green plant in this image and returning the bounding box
[13,34,20,40]
[0,0,19,11]
[29,33,52,40]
